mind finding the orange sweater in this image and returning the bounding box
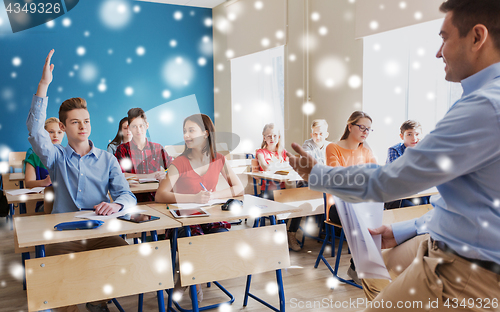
[325,142,377,218]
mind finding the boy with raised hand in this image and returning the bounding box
[27,49,136,312]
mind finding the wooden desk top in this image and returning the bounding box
[395,187,439,200]
[9,172,25,181]
[243,171,303,183]
[128,181,159,194]
[382,204,433,225]
[5,191,44,205]
[148,195,300,226]
[14,205,181,248]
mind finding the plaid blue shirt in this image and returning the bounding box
[386,142,406,164]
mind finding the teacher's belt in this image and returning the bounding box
[431,238,500,275]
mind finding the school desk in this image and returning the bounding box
[15,204,181,312]
[243,171,303,196]
[128,181,160,194]
[148,195,299,312]
[5,190,44,217]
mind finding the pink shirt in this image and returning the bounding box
[171,153,226,193]
[256,148,288,191]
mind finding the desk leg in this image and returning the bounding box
[270,216,285,312]
[185,226,200,312]
[20,203,26,214]
[150,230,166,312]
[8,203,14,230]
[166,228,178,312]
[22,252,30,290]
[35,245,45,258]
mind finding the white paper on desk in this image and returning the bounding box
[6,187,45,196]
[139,178,158,183]
[170,199,227,209]
[333,196,390,280]
[75,208,146,221]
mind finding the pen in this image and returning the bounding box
[199,182,208,191]
[80,208,95,211]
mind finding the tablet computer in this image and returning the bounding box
[117,213,160,223]
[170,208,210,218]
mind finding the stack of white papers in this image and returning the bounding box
[5,187,45,196]
[333,196,391,280]
[139,178,158,183]
[75,207,146,221]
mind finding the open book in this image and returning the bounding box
[5,187,45,196]
[333,196,391,280]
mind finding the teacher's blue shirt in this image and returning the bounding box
[310,62,500,265]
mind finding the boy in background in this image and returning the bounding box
[27,49,137,312]
[302,119,330,165]
[115,107,173,201]
[386,120,421,164]
[385,120,428,208]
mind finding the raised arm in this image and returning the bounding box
[27,50,58,170]
[36,49,54,97]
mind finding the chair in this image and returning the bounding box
[273,187,325,248]
[25,240,174,311]
[176,224,290,312]
[8,152,26,173]
[314,219,361,289]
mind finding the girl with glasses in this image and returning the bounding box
[326,110,377,285]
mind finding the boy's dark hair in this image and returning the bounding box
[59,97,87,125]
[440,0,500,51]
[400,120,421,135]
[127,107,147,125]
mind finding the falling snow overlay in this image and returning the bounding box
[0,0,214,152]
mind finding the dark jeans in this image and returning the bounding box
[287,217,301,232]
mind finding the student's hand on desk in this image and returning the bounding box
[368,225,397,249]
[287,143,317,181]
[195,190,212,204]
[94,202,122,216]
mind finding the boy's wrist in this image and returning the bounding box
[36,83,49,97]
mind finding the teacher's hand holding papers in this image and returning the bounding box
[369,225,397,249]
[286,143,317,182]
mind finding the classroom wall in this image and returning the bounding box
[214,0,363,154]
[355,0,444,38]
[213,0,449,161]
[0,0,214,157]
